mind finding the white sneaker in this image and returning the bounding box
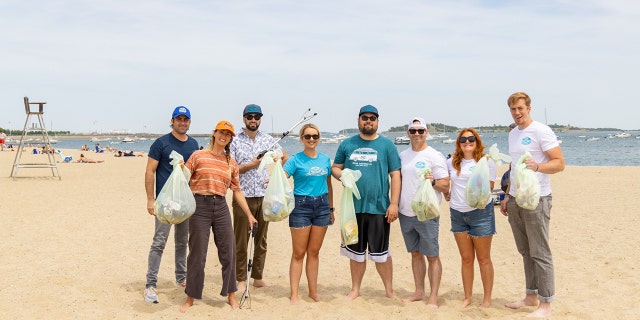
[144,287,159,303]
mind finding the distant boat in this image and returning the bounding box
[577,135,586,138]
[615,132,631,138]
[586,137,600,142]
[442,138,456,144]
[122,137,135,143]
[394,136,410,145]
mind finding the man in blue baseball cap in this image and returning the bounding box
[331,104,401,300]
[143,106,199,304]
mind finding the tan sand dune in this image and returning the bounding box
[1,149,638,319]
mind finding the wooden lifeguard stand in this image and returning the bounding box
[10,97,61,180]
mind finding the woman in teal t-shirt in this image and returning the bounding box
[282,123,334,305]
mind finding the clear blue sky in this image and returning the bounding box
[1,0,638,134]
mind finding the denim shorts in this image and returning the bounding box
[288,194,331,228]
[398,214,439,257]
[450,203,496,237]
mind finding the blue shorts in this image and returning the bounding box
[398,214,439,257]
[288,194,331,228]
[450,203,496,237]
[340,213,390,263]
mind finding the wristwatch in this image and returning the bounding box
[329,207,335,212]
[431,179,436,187]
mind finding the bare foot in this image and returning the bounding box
[346,289,360,301]
[461,298,472,308]
[427,295,438,308]
[308,293,321,302]
[228,295,239,309]
[179,297,194,313]
[385,289,395,299]
[479,299,492,308]
[252,279,268,287]
[527,302,551,318]
[402,292,424,302]
[290,295,299,305]
[237,281,246,293]
[505,298,538,309]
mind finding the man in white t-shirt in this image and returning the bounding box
[398,117,450,307]
[500,92,565,318]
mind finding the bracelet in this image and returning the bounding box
[431,179,436,187]
[329,207,335,212]
[535,164,539,172]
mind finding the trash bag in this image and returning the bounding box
[465,156,491,209]
[340,169,361,246]
[261,151,294,222]
[513,151,541,210]
[154,150,196,224]
[411,168,440,221]
[488,143,512,165]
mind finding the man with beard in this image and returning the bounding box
[331,105,401,300]
[143,106,199,303]
[230,104,288,292]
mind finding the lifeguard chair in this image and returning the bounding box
[10,97,61,180]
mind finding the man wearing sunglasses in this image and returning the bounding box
[331,105,401,300]
[230,104,289,291]
[501,92,564,318]
[398,117,449,307]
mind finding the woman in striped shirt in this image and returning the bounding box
[180,120,257,312]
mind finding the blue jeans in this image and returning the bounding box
[146,217,189,288]
[450,203,496,237]
[289,194,331,228]
[507,195,555,302]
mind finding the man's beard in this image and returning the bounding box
[246,123,260,132]
[360,127,376,136]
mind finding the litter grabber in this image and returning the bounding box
[239,222,259,309]
[257,108,317,159]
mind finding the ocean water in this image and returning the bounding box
[37,131,640,166]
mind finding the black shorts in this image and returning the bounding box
[340,212,391,263]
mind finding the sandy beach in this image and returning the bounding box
[1,148,639,319]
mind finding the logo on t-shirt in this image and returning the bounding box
[521,137,532,145]
[305,166,328,176]
[349,148,378,163]
[415,161,426,169]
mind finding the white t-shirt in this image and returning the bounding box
[399,146,448,217]
[508,121,560,197]
[447,157,497,212]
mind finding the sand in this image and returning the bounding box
[1,149,639,319]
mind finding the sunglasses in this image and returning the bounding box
[360,115,378,122]
[302,134,320,140]
[244,114,262,120]
[409,129,425,134]
[459,136,477,143]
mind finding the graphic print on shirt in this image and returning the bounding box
[348,147,378,167]
[306,166,328,177]
[414,161,426,169]
[521,137,532,145]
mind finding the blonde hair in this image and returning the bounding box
[209,130,232,164]
[507,92,531,107]
[298,123,320,138]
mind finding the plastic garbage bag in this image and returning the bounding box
[261,151,294,222]
[340,169,361,245]
[411,168,440,221]
[465,156,491,209]
[513,152,541,210]
[488,143,512,165]
[154,150,196,224]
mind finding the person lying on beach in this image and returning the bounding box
[77,154,104,163]
[114,150,146,157]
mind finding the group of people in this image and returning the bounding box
[143,92,564,318]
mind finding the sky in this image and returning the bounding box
[1,0,638,135]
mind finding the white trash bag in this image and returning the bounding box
[154,150,196,224]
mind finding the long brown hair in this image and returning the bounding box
[209,130,232,165]
[451,128,485,176]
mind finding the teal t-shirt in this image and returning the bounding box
[283,152,331,197]
[334,135,401,214]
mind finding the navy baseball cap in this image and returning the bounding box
[172,106,191,119]
[243,104,263,116]
[359,105,379,117]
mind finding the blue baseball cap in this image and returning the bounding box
[359,105,379,117]
[172,106,191,119]
[243,104,263,116]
